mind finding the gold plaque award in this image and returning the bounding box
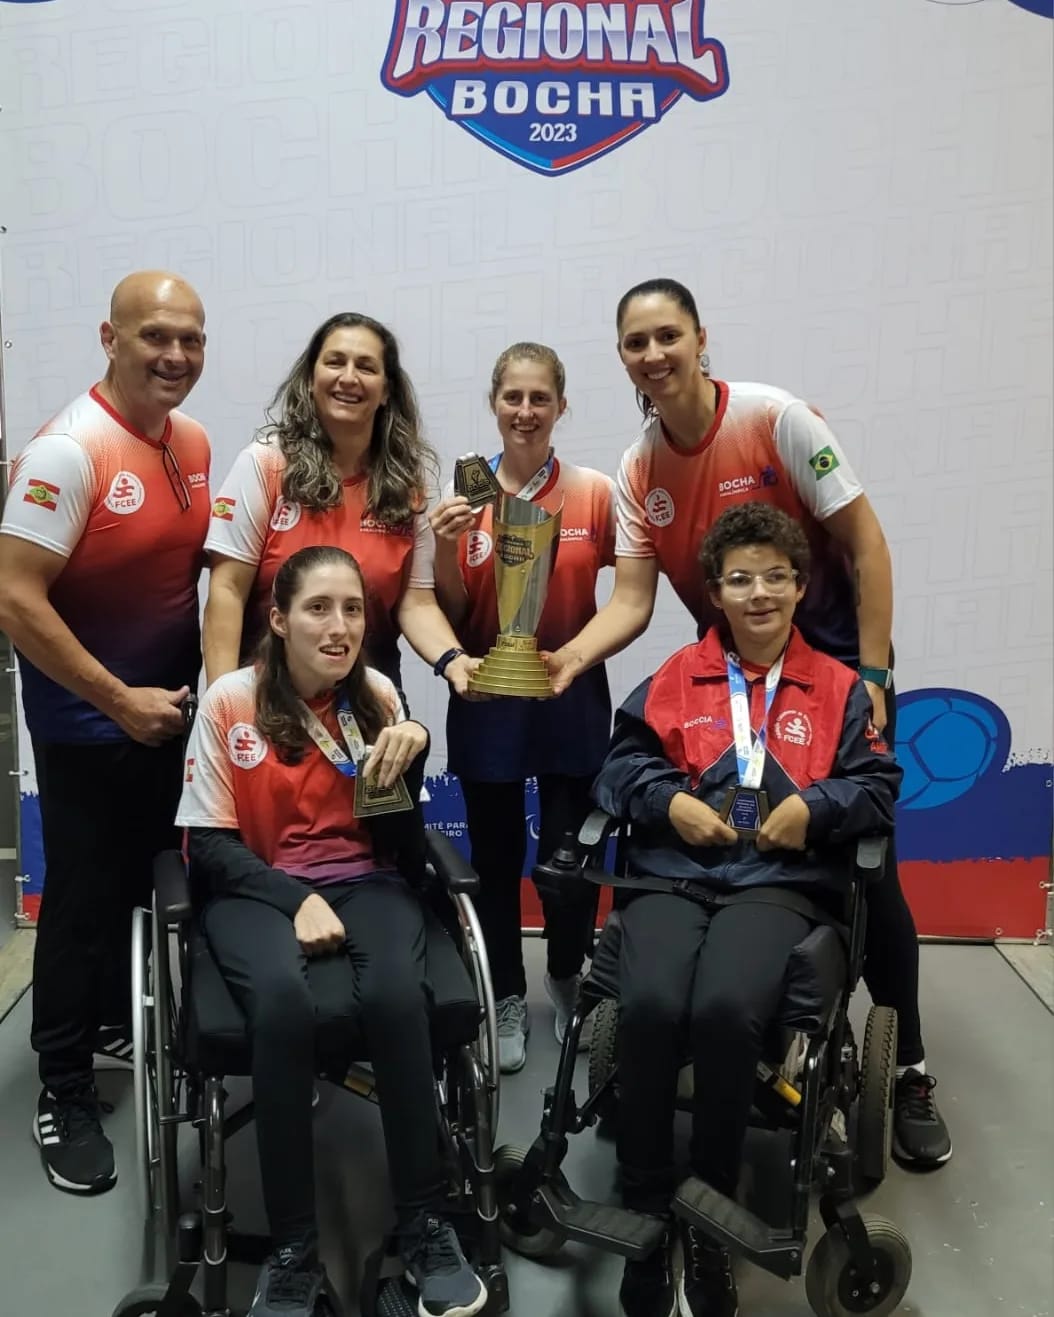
[468,491,562,698]
[453,453,502,510]
[353,757,414,818]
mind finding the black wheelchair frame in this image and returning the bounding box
[494,811,912,1317]
[112,705,510,1317]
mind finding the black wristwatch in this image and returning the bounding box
[858,666,894,690]
[433,647,466,678]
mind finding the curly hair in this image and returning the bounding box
[255,545,389,763]
[488,341,567,406]
[258,312,438,524]
[699,502,811,584]
[615,278,703,418]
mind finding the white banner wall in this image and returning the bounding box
[1,0,1051,934]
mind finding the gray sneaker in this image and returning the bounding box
[496,994,529,1074]
[402,1214,488,1317]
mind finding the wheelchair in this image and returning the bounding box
[494,811,912,1317]
[112,710,509,1317]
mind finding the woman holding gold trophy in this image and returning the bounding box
[430,344,615,1073]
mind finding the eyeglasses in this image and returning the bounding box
[714,568,799,598]
[161,442,192,513]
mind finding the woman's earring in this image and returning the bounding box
[699,352,711,377]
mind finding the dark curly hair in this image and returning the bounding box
[255,545,388,763]
[699,502,811,583]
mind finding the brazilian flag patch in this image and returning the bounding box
[808,446,840,480]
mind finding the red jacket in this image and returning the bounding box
[592,627,901,895]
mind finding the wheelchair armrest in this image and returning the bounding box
[854,837,887,881]
[153,849,193,924]
[578,808,618,854]
[424,829,480,897]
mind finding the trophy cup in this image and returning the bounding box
[468,491,562,698]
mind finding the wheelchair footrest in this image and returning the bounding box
[672,1176,804,1279]
[536,1183,667,1260]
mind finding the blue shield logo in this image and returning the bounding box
[381,1,730,177]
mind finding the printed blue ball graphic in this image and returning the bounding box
[895,691,1010,810]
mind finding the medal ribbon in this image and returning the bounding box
[726,650,785,788]
[300,693,367,778]
[488,449,555,501]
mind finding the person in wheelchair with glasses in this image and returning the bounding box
[176,544,488,1317]
[591,502,901,1317]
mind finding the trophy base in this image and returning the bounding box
[468,635,554,698]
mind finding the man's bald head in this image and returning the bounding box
[98,271,207,435]
[108,271,205,330]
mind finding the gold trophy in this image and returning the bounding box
[468,491,562,698]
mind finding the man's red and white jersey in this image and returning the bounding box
[1,386,211,740]
[206,438,434,681]
[616,381,863,661]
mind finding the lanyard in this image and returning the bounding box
[300,693,367,778]
[488,449,554,501]
[726,650,784,788]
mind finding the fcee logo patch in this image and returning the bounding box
[381,2,730,177]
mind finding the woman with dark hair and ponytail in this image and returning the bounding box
[177,545,488,1317]
[203,312,478,697]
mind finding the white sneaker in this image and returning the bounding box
[545,973,586,1047]
[496,995,529,1074]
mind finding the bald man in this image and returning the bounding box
[0,272,211,1195]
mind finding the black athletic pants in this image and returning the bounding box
[862,689,924,1065]
[203,876,445,1250]
[459,775,596,1002]
[617,892,811,1213]
[30,736,183,1096]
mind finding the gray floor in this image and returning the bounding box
[0,943,1051,1317]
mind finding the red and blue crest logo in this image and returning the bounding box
[381,1,730,176]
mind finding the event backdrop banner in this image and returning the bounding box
[0,0,1050,936]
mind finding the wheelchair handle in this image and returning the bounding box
[182,694,199,744]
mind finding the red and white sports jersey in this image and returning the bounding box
[616,381,863,662]
[454,458,615,656]
[206,439,435,681]
[1,387,211,741]
[445,458,616,782]
[176,664,404,883]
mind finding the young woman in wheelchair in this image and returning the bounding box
[176,544,488,1317]
[590,503,901,1317]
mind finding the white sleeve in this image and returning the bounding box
[175,701,239,830]
[408,509,435,589]
[203,444,273,565]
[0,434,94,558]
[614,447,657,558]
[773,402,864,521]
[366,668,407,726]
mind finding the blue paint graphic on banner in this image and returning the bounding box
[381,2,730,177]
[895,690,1010,811]
[1008,0,1053,15]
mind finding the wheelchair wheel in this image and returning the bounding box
[856,1005,897,1189]
[111,1284,202,1317]
[586,997,619,1123]
[131,905,161,1219]
[805,1215,911,1317]
[494,1145,564,1260]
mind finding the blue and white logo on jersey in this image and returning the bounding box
[381,2,730,177]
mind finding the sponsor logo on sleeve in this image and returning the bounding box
[227,723,269,769]
[23,478,60,511]
[644,487,675,527]
[808,446,840,480]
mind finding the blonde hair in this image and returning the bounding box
[488,342,566,408]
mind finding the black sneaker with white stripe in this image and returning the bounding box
[33,1086,116,1194]
[94,1025,135,1072]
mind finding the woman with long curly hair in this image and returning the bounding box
[204,312,478,695]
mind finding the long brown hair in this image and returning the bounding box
[258,312,438,524]
[255,546,389,762]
